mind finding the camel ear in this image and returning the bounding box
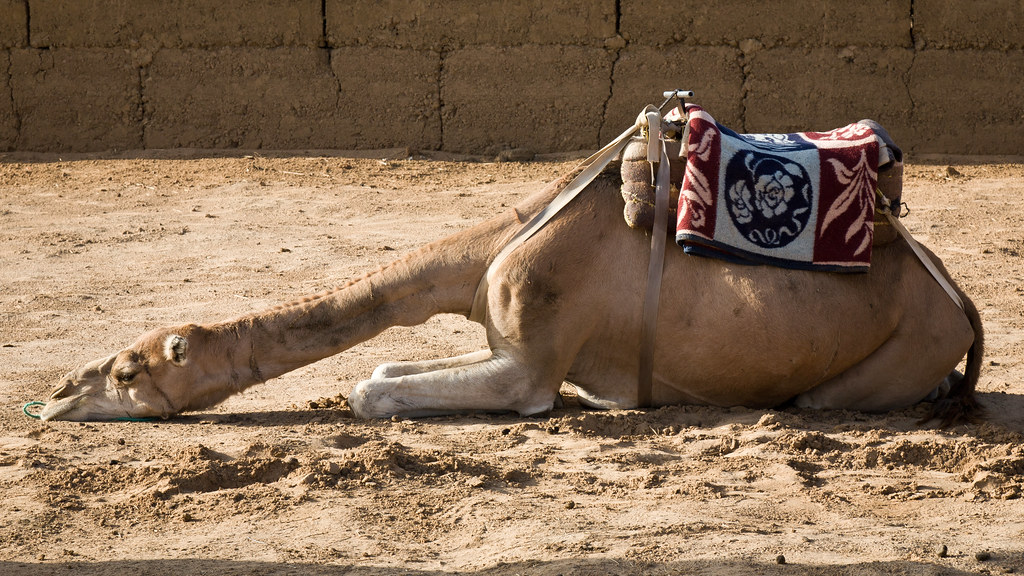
[164,334,189,366]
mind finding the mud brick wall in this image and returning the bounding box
[1,0,1021,156]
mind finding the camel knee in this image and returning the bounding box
[347,379,399,419]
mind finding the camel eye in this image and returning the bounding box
[115,370,137,385]
[113,357,145,386]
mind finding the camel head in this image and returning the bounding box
[41,326,201,421]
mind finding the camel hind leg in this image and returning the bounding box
[793,303,975,413]
[796,249,983,421]
[348,349,564,419]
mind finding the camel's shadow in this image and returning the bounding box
[177,391,1024,440]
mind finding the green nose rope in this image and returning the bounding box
[22,401,156,423]
[22,401,45,419]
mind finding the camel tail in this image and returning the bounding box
[923,289,985,427]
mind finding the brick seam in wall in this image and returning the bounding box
[320,0,341,104]
[437,48,447,151]
[909,0,925,133]
[320,0,346,148]
[908,0,916,49]
[599,50,622,149]
[320,0,328,49]
[905,1,918,126]
[137,67,147,147]
[134,32,159,148]
[903,52,917,130]
[738,49,750,133]
[597,0,623,149]
[5,51,19,145]
[6,2,23,148]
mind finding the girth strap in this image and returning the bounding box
[636,140,672,407]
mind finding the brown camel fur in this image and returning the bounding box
[39,169,983,423]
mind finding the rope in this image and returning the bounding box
[23,401,44,419]
[21,400,157,422]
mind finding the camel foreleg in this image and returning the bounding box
[348,350,562,419]
[370,350,492,379]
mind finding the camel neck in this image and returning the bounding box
[176,181,562,411]
[186,230,493,406]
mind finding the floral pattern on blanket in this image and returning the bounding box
[676,105,881,272]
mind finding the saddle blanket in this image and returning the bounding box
[675,105,884,272]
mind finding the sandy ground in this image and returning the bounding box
[0,151,1022,575]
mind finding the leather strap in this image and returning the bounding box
[883,210,965,310]
[636,140,672,407]
[469,105,660,323]
[876,192,963,310]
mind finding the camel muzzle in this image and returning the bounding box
[38,391,87,421]
[36,354,126,421]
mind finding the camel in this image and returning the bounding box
[38,111,983,425]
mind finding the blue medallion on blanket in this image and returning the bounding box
[675,105,882,272]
